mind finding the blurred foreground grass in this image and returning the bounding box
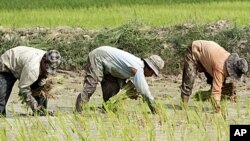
[1,97,250,141]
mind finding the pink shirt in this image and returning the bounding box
[192,40,230,101]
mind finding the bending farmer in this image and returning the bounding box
[76,46,164,114]
[180,40,248,112]
[0,46,61,116]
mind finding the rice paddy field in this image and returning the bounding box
[1,0,250,141]
[0,0,250,28]
[1,73,250,141]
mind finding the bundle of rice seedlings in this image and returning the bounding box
[18,77,58,104]
[104,81,140,112]
[193,82,237,102]
[30,77,57,99]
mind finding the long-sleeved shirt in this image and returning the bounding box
[0,46,46,89]
[89,46,154,101]
[191,40,230,101]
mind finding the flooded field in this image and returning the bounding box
[1,72,250,141]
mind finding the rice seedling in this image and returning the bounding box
[0,1,250,28]
[0,1,249,140]
[0,93,248,141]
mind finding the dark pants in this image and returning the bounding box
[0,72,47,116]
[0,72,17,116]
[204,71,213,86]
[30,76,48,109]
[75,59,124,112]
[101,75,122,102]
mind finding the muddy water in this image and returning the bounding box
[2,73,250,140]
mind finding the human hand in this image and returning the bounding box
[38,78,46,86]
[32,105,54,116]
[213,100,221,113]
[127,88,141,100]
[30,100,39,112]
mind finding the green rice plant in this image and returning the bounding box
[56,115,74,140]
[71,115,90,141]
[235,100,242,119]
[247,99,250,116]
[0,98,247,141]
[1,1,250,28]
[103,81,138,112]
[0,127,7,141]
[193,90,212,101]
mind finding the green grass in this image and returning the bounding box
[0,0,247,9]
[0,1,250,28]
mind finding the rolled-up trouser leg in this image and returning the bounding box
[180,46,198,102]
[0,72,17,116]
[76,59,99,113]
[101,74,122,102]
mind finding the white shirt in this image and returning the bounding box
[89,46,154,101]
[0,46,46,89]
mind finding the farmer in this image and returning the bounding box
[75,46,164,114]
[0,46,61,116]
[180,40,248,112]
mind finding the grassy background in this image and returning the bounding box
[1,0,250,74]
[0,1,250,140]
[1,20,250,75]
[1,0,248,9]
[0,0,250,28]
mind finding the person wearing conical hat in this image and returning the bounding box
[75,46,164,114]
[180,40,248,112]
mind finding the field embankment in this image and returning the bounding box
[1,20,250,75]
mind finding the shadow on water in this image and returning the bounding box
[164,104,182,110]
[164,104,211,112]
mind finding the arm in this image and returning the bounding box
[19,87,39,111]
[212,69,226,112]
[131,69,157,113]
[30,75,47,90]
[19,67,40,112]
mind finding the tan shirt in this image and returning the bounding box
[191,40,230,100]
[0,46,46,89]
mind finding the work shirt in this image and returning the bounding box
[0,46,46,89]
[191,40,230,101]
[89,46,154,101]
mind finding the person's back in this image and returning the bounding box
[0,46,46,79]
[89,46,144,80]
[192,40,230,76]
